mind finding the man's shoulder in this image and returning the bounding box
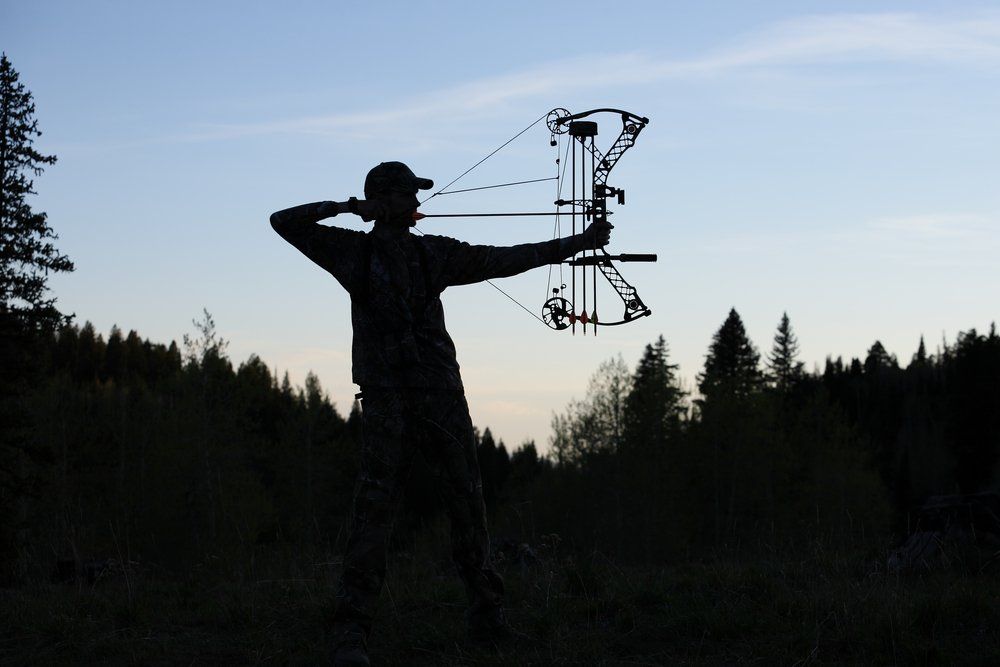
[313,224,368,251]
[413,232,460,244]
[413,232,464,254]
[326,225,367,241]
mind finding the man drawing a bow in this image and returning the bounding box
[270,161,611,665]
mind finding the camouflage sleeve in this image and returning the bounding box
[270,202,365,292]
[437,235,584,287]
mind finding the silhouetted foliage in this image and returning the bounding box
[550,356,631,466]
[623,335,685,455]
[768,312,804,392]
[945,326,1000,493]
[8,304,1000,582]
[0,54,74,580]
[0,53,73,333]
[7,315,362,581]
[698,308,763,404]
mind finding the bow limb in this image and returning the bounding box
[552,109,649,189]
[591,249,652,326]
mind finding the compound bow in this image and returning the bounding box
[416,107,656,335]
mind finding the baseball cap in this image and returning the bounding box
[364,161,434,197]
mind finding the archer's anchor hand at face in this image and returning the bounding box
[350,199,386,222]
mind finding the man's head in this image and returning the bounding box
[363,161,433,200]
[363,162,433,228]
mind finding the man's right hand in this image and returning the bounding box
[353,199,386,223]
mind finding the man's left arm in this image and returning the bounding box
[441,221,611,286]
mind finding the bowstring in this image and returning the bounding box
[545,135,571,311]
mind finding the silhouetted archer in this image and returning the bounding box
[270,160,610,665]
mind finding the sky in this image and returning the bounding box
[3,1,999,452]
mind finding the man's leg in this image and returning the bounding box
[415,391,505,632]
[332,389,414,652]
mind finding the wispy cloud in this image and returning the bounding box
[179,12,1000,142]
[869,213,993,240]
[174,52,654,142]
[681,12,1000,74]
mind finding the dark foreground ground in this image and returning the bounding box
[3,539,999,666]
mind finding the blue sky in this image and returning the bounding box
[3,1,999,450]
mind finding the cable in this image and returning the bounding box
[420,112,549,205]
[435,176,557,196]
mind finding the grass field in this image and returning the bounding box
[3,538,999,665]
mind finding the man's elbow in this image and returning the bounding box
[269,211,286,234]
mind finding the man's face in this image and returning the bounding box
[371,187,420,226]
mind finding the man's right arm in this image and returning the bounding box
[269,201,367,290]
[269,201,347,246]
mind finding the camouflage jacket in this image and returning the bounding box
[271,202,579,389]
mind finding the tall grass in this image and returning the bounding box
[3,528,999,665]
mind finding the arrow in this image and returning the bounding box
[413,211,567,220]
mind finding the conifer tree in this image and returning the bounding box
[698,308,762,403]
[911,336,928,367]
[767,312,804,392]
[623,335,686,453]
[0,54,74,577]
[0,53,73,333]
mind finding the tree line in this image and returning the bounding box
[3,308,997,580]
[513,311,1000,563]
[1,313,523,579]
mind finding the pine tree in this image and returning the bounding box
[698,308,762,403]
[911,336,928,368]
[1,53,73,333]
[767,312,804,392]
[0,54,74,578]
[619,336,687,560]
[623,335,686,454]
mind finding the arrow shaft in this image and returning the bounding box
[415,212,562,219]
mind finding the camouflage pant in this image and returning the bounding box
[332,388,504,641]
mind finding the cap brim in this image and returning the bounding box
[414,176,434,190]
